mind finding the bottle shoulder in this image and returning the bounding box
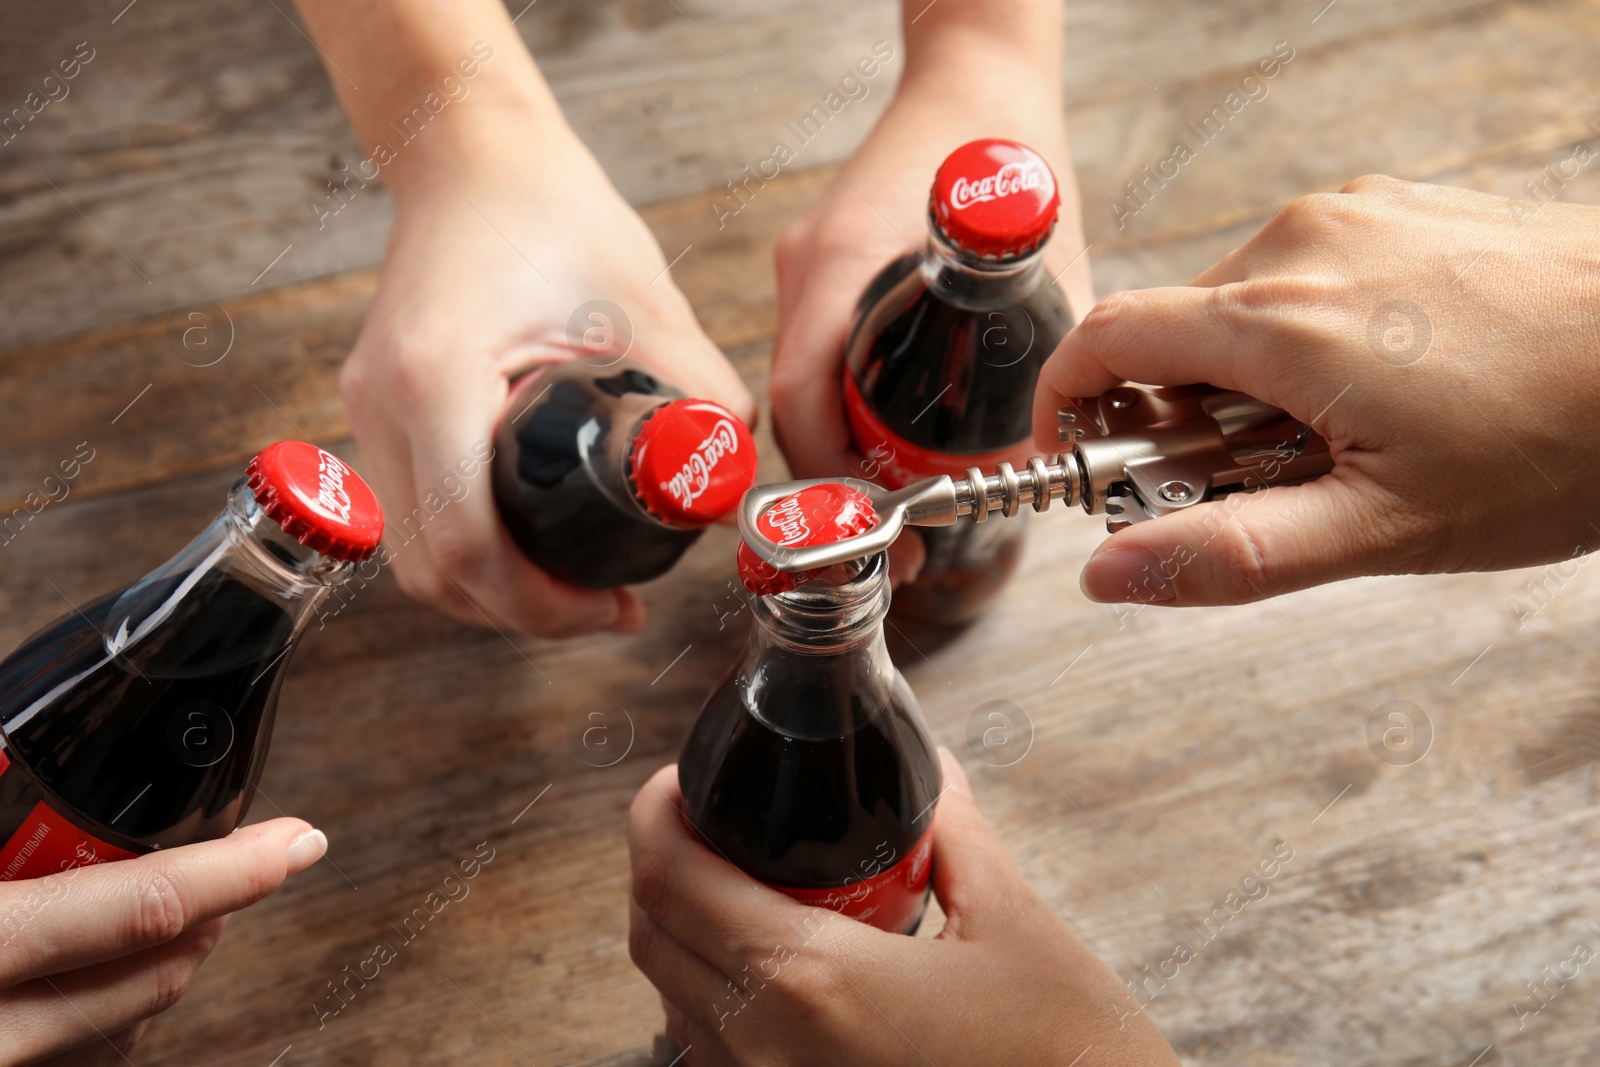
[677,649,941,888]
[497,361,676,507]
[0,588,120,735]
[842,265,1071,461]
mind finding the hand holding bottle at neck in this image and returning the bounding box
[769,21,1092,498]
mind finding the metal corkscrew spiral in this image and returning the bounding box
[946,454,1083,521]
[739,383,1335,573]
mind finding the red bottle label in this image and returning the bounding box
[843,372,1033,490]
[767,828,934,934]
[0,748,140,881]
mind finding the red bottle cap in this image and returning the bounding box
[736,482,877,596]
[930,138,1060,259]
[630,399,758,527]
[246,441,384,562]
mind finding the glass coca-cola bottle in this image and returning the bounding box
[0,442,382,881]
[680,483,941,934]
[843,138,1074,625]
[493,359,757,589]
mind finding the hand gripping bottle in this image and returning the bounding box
[0,442,382,880]
[493,360,757,588]
[680,483,942,934]
[842,138,1074,625]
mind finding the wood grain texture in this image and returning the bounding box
[0,0,899,351]
[9,385,1600,1067]
[7,2,1599,514]
[3,0,1587,350]
[2,0,1600,1064]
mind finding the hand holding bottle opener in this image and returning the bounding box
[740,383,1334,573]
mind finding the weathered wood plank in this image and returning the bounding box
[0,0,899,351]
[1070,0,1600,256]
[0,271,370,530]
[6,117,1596,521]
[5,403,1599,1066]
[1,0,1581,350]
[4,1,1600,1064]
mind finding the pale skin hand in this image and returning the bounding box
[1032,175,1600,606]
[292,0,754,637]
[771,0,1100,467]
[627,753,1180,1067]
[0,818,325,1066]
[770,0,1095,579]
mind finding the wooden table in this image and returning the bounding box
[4,1,1599,1064]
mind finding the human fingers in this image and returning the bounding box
[36,1022,148,1066]
[2,918,227,1064]
[1076,466,1425,606]
[770,276,874,484]
[0,818,321,989]
[926,749,1036,941]
[660,998,741,1067]
[396,365,643,637]
[627,766,837,979]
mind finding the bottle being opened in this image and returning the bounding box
[493,359,758,589]
[0,442,383,881]
[679,483,942,934]
[843,138,1075,625]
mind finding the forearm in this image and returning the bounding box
[289,0,561,197]
[900,0,1063,88]
[891,0,1089,309]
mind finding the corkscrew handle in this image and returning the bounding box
[1057,382,1333,531]
[739,384,1332,573]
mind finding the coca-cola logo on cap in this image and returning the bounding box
[312,451,354,523]
[630,400,757,526]
[932,138,1060,259]
[664,418,743,509]
[761,493,813,546]
[948,160,1046,211]
[735,482,877,596]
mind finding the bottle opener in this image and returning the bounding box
[739,383,1334,573]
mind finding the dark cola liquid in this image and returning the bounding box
[494,364,698,589]
[679,654,941,898]
[847,250,1072,624]
[0,569,295,856]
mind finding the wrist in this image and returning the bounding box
[376,74,584,208]
[894,28,1064,144]
[877,55,1068,173]
[289,0,596,212]
[900,0,1063,87]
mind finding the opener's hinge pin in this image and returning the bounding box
[1057,405,1087,445]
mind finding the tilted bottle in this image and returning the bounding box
[0,442,382,880]
[493,360,757,589]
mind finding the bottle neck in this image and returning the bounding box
[553,362,682,530]
[104,481,354,655]
[741,554,898,741]
[921,224,1048,311]
[750,552,891,654]
[612,401,678,528]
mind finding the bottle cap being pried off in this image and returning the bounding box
[736,483,877,595]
